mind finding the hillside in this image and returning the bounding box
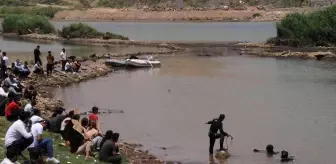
[1,0,333,8]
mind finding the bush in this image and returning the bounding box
[252,13,261,18]
[270,5,336,47]
[0,6,62,18]
[2,14,56,35]
[59,23,129,40]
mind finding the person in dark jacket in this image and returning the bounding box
[206,114,233,155]
[34,45,42,65]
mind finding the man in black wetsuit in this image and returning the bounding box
[34,45,42,65]
[206,114,232,155]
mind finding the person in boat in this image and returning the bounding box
[129,55,139,59]
[27,119,60,163]
[5,96,22,122]
[5,111,33,158]
[46,51,54,76]
[33,62,44,74]
[65,61,73,73]
[20,61,31,78]
[253,144,279,156]
[280,150,295,162]
[206,114,233,155]
[99,132,122,164]
[23,85,37,105]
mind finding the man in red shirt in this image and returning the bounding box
[5,97,22,122]
[89,106,99,121]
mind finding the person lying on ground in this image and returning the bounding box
[28,120,60,163]
[5,96,22,122]
[23,85,37,105]
[65,61,73,73]
[99,132,122,164]
[5,111,33,158]
[280,151,295,162]
[206,114,233,155]
[253,144,279,156]
[1,150,18,164]
[33,62,44,75]
[20,61,31,78]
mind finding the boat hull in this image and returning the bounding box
[125,59,161,68]
[105,59,126,67]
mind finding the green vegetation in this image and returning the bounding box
[268,5,336,47]
[59,23,129,40]
[0,0,66,6]
[0,117,127,163]
[97,0,131,8]
[0,6,63,18]
[2,14,56,35]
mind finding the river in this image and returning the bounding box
[54,48,336,164]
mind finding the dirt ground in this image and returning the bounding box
[53,7,316,21]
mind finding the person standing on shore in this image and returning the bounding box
[34,45,42,65]
[46,51,54,75]
[60,48,67,71]
[1,52,8,79]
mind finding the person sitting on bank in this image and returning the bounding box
[23,85,37,105]
[28,120,60,163]
[5,111,33,157]
[3,74,21,89]
[65,61,73,72]
[0,85,9,116]
[60,110,75,146]
[86,121,103,151]
[33,62,43,74]
[20,61,31,78]
[72,60,81,72]
[81,117,89,130]
[30,109,43,124]
[253,144,279,156]
[11,61,21,77]
[99,132,122,164]
[1,150,18,164]
[49,108,66,133]
[5,96,22,122]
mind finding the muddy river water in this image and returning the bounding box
[54,49,336,164]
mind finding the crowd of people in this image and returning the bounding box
[0,46,120,164]
[0,45,82,80]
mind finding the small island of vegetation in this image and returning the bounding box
[268,5,336,47]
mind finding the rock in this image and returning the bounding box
[220,5,229,10]
[257,5,266,10]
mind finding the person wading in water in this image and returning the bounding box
[206,114,233,155]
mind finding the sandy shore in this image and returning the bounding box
[53,7,314,22]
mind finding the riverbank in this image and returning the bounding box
[53,7,315,22]
[235,42,336,60]
[13,55,172,163]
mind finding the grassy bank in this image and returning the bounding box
[0,6,63,18]
[268,5,336,47]
[2,14,56,35]
[0,117,128,163]
[58,23,129,40]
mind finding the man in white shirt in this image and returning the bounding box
[28,120,59,163]
[60,48,67,71]
[2,52,8,68]
[5,111,33,155]
[30,109,43,124]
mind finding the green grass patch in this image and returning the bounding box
[2,14,56,35]
[59,23,129,40]
[268,5,336,47]
[0,117,128,163]
[0,6,63,18]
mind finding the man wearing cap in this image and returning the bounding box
[28,119,60,163]
[34,45,42,65]
[60,48,67,71]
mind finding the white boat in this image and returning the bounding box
[105,59,126,67]
[125,58,161,68]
